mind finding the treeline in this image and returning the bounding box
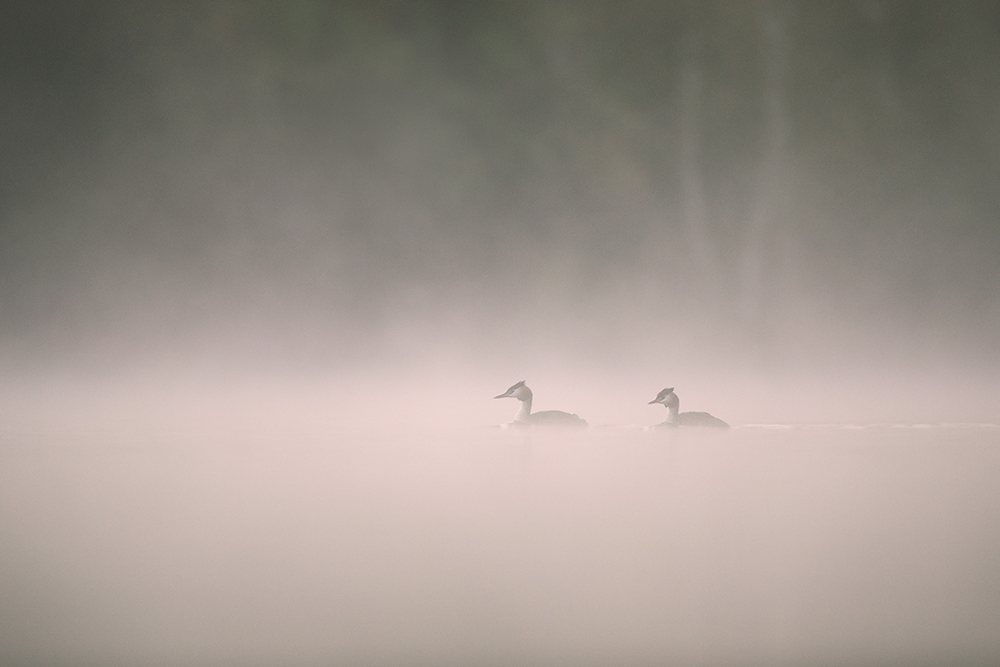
[2,1,998,365]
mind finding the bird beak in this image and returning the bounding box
[648,398,659,404]
[494,393,509,399]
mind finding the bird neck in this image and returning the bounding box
[664,393,680,420]
[514,395,533,423]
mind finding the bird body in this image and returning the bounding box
[494,381,587,427]
[648,387,728,428]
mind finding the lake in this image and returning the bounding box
[1,424,998,666]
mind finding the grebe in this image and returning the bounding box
[494,381,587,427]
[648,387,729,428]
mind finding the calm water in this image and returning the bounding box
[1,425,998,666]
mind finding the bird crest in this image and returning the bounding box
[495,380,529,399]
[655,387,674,401]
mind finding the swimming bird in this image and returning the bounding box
[648,387,729,428]
[494,381,587,427]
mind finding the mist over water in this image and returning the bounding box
[2,2,999,665]
[3,426,1000,666]
[3,1,999,390]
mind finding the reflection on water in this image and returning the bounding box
[1,425,998,666]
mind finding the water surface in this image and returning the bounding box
[1,425,998,666]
